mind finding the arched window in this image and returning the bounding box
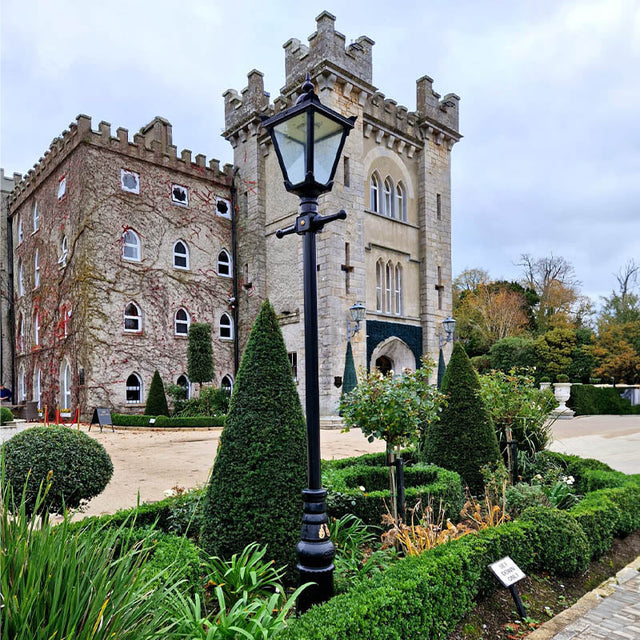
[221,375,234,391]
[395,264,403,316]
[59,235,68,267]
[18,260,24,296]
[122,229,141,261]
[175,308,190,335]
[124,302,142,332]
[219,313,233,339]
[34,312,40,346]
[33,201,40,232]
[173,240,189,269]
[60,361,72,410]
[176,374,190,400]
[34,368,42,409]
[370,173,381,213]
[217,249,231,277]
[376,261,384,312]
[385,262,393,313]
[384,177,394,218]
[18,366,26,402]
[126,373,143,403]
[396,182,407,222]
[18,217,23,244]
[34,250,40,288]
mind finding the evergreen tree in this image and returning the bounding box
[340,341,357,401]
[422,342,501,493]
[187,323,214,389]
[200,301,306,577]
[145,370,170,416]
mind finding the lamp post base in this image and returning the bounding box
[296,488,335,613]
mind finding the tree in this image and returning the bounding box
[187,323,214,390]
[489,336,536,372]
[518,253,584,331]
[422,342,501,494]
[600,260,640,326]
[594,321,640,384]
[200,301,306,577]
[145,370,170,416]
[534,326,577,380]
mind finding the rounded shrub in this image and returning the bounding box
[2,426,113,514]
[505,483,550,517]
[519,506,589,576]
[1,407,14,424]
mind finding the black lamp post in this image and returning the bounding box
[437,316,456,389]
[261,74,356,612]
[347,301,366,339]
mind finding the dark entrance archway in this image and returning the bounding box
[375,355,393,376]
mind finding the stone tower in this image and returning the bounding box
[223,12,461,425]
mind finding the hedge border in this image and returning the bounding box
[111,413,225,428]
[323,453,464,525]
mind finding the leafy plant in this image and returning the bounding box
[187,322,214,389]
[175,385,230,417]
[202,542,285,606]
[1,474,178,639]
[1,407,13,424]
[2,426,113,515]
[505,483,550,517]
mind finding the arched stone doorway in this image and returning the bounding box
[370,337,416,375]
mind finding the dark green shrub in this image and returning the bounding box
[153,415,225,428]
[200,301,307,578]
[111,413,155,426]
[175,386,230,417]
[340,340,357,402]
[1,407,13,424]
[569,492,620,559]
[324,460,464,525]
[422,342,501,493]
[519,506,589,576]
[505,483,550,517]
[600,485,640,535]
[568,384,635,415]
[489,336,536,372]
[145,370,170,416]
[2,426,113,514]
[187,322,214,387]
[470,354,492,373]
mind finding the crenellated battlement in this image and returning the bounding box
[9,115,232,210]
[222,12,460,154]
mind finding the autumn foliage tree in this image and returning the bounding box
[594,322,640,384]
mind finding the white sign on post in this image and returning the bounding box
[489,556,526,587]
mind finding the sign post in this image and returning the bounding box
[489,556,527,619]
[89,407,114,433]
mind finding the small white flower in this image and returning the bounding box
[163,489,177,498]
[359,485,366,492]
[534,474,543,481]
[562,475,575,486]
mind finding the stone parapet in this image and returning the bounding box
[8,115,232,212]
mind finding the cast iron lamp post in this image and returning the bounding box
[437,316,456,389]
[261,74,356,612]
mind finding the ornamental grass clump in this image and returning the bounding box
[2,425,112,515]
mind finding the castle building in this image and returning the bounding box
[3,12,460,422]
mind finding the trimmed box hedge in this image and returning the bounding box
[568,384,640,416]
[323,452,464,525]
[111,413,225,428]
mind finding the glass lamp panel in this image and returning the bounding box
[313,113,344,185]
[273,112,308,185]
[443,317,456,336]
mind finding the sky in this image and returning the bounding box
[2,0,639,307]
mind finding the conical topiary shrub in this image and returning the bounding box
[340,341,357,406]
[422,342,501,493]
[145,370,170,416]
[200,301,307,577]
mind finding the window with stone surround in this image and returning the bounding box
[33,201,40,232]
[173,240,189,269]
[384,177,394,218]
[121,169,140,194]
[177,374,190,399]
[34,250,40,289]
[216,197,231,219]
[396,182,407,222]
[18,217,23,244]
[175,308,190,335]
[18,259,24,296]
[171,184,189,207]
[385,262,393,313]
[60,361,72,410]
[34,368,42,409]
[221,374,234,391]
[395,263,403,315]
[122,229,141,261]
[370,173,381,213]
[126,373,143,403]
[376,260,384,312]
[17,313,24,352]
[18,366,26,402]
[288,353,298,383]
[218,249,231,277]
[219,313,233,340]
[124,302,142,333]
[34,311,40,346]
[59,235,68,268]
[57,175,66,200]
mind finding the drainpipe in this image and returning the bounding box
[5,207,15,395]
[230,169,240,375]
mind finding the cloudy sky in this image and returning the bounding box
[2,0,638,305]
